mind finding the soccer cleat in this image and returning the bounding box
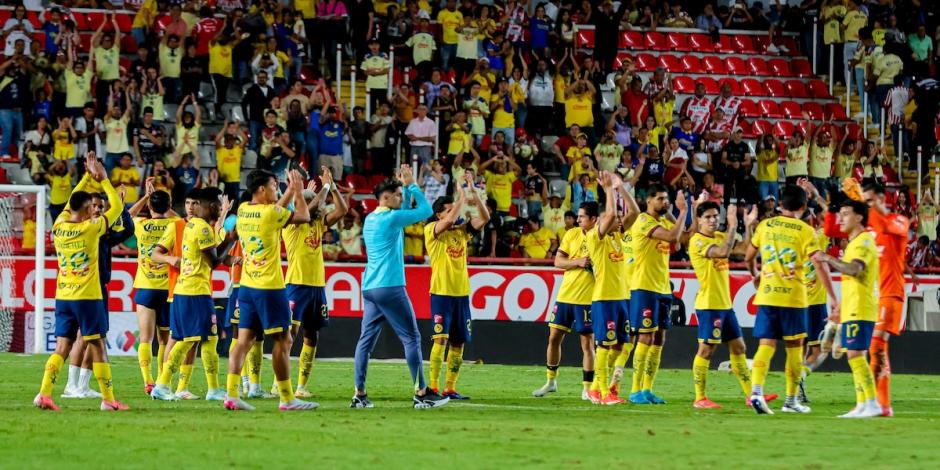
[150,384,178,401]
[294,386,314,398]
[781,402,812,413]
[881,406,894,418]
[693,398,722,409]
[746,393,779,408]
[601,391,625,405]
[33,394,60,411]
[61,386,84,399]
[749,395,774,415]
[413,388,450,409]
[205,389,226,401]
[642,390,666,404]
[80,388,102,399]
[350,394,374,409]
[581,389,591,401]
[224,396,256,411]
[586,389,602,405]
[442,389,471,400]
[100,400,130,411]
[532,380,557,397]
[797,378,810,404]
[839,404,864,418]
[144,384,155,395]
[629,391,652,405]
[246,388,276,399]
[856,401,883,418]
[175,389,200,400]
[279,399,319,411]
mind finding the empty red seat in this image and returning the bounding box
[826,103,848,120]
[739,99,760,117]
[804,102,825,120]
[0,10,10,24]
[785,80,809,98]
[740,78,766,96]
[752,119,773,136]
[575,28,595,49]
[697,77,720,95]
[703,56,727,74]
[714,35,735,53]
[718,77,741,96]
[667,32,691,51]
[779,37,799,56]
[368,174,387,188]
[688,33,715,53]
[734,35,758,54]
[681,55,703,73]
[621,31,643,49]
[646,31,669,51]
[361,199,379,215]
[347,175,371,194]
[673,76,696,93]
[658,54,682,73]
[807,79,831,98]
[797,121,816,137]
[26,11,40,28]
[844,123,863,140]
[121,35,138,53]
[748,57,770,76]
[758,99,783,118]
[726,56,748,75]
[792,58,813,77]
[780,100,802,119]
[768,58,793,77]
[765,79,788,97]
[635,53,657,71]
[115,13,133,32]
[774,121,796,139]
[71,13,88,31]
[753,36,770,54]
[86,12,111,31]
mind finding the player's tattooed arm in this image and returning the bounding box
[815,252,865,278]
[322,166,349,227]
[286,170,311,225]
[596,171,618,237]
[151,244,180,269]
[705,203,738,259]
[468,172,491,231]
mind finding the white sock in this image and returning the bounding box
[248,382,259,393]
[79,368,93,391]
[66,365,80,390]
[751,384,763,396]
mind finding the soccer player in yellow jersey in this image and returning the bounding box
[35,153,128,411]
[127,180,179,394]
[629,183,689,405]
[798,217,834,405]
[283,167,349,398]
[425,172,490,399]
[689,201,777,409]
[226,169,317,411]
[816,200,883,418]
[745,185,836,414]
[533,201,598,399]
[150,188,237,402]
[586,172,640,405]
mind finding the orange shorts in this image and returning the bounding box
[876,296,905,336]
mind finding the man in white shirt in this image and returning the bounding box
[405,105,437,165]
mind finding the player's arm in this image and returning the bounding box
[129,178,156,217]
[596,171,617,237]
[151,242,179,268]
[554,245,589,270]
[818,251,865,277]
[650,190,688,243]
[433,180,465,237]
[202,230,238,268]
[616,179,641,230]
[468,173,491,231]
[285,170,310,225]
[89,155,123,225]
[323,176,350,227]
[705,204,739,259]
[390,165,433,228]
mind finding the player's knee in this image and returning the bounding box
[697,344,715,359]
[304,330,319,346]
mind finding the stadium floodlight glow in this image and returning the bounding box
[0,184,47,355]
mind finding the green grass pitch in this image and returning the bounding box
[2,354,939,469]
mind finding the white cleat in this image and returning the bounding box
[175,389,200,400]
[855,401,884,418]
[294,386,313,398]
[224,395,256,411]
[781,402,812,413]
[839,404,864,418]
[532,380,557,397]
[150,384,178,401]
[766,44,781,54]
[80,388,102,399]
[750,395,775,415]
[61,386,84,399]
[279,399,319,411]
[205,388,226,401]
[581,389,591,401]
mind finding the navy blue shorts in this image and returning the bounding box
[238,286,292,336]
[430,294,472,343]
[169,294,218,341]
[548,302,592,335]
[591,299,630,346]
[224,287,240,328]
[805,303,828,346]
[841,320,875,351]
[696,309,743,344]
[630,289,672,333]
[753,306,808,341]
[135,288,170,330]
[288,284,331,331]
[55,299,108,341]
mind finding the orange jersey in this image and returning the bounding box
[229,242,243,286]
[823,208,909,298]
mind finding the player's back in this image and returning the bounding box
[752,215,816,308]
[52,217,106,300]
[868,208,908,298]
[283,215,326,287]
[237,202,292,290]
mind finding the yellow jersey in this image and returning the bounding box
[105,116,130,154]
[520,226,555,259]
[555,228,593,305]
[64,69,92,108]
[483,170,516,212]
[756,149,778,182]
[48,174,72,205]
[564,93,593,128]
[874,53,903,85]
[842,10,868,42]
[751,216,817,308]
[436,9,463,44]
[586,226,626,301]
[404,222,425,257]
[93,46,120,80]
[53,216,108,300]
[160,217,216,296]
[786,143,809,176]
[841,231,879,322]
[361,53,390,90]
[491,95,515,129]
[543,206,567,235]
[283,215,326,287]
[208,42,234,78]
[217,146,243,183]
[566,145,591,165]
[159,43,183,78]
[237,203,293,290]
[809,145,833,179]
[134,216,179,290]
[689,232,732,310]
[822,5,846,44]
[804,228,829,305]
[424,222,472,296]
[621,230,635,300]
[630,213,673,295]
[110,167,140,203]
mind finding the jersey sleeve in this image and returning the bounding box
[424,221,437,245]
[195,220,217,250]
[268,205,293,228]
[558,229,573,256]
[751,221,765,248]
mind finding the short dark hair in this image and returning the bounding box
[374,179,402,199]
[199,187,223,203]
[564,210,576,219]
[186,188,203,201]
[432,195,453,214]
[143,106,154,115]
[149,190,171,214]
[840,199,869,226]
[780,185,807,211]
[68,191,93,211]
[647,183,669,199]
[862,181,885,196]
[697,201,721,217]
[579,201,599,218]
[528,215,541,225]
[247,169,276,195]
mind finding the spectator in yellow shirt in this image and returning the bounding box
[480,153,521,216]
[110,153,141,204]
[518,216,557,259]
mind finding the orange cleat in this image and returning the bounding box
[693,398,722,409]
[881,406,894,417]
[33,394,59,411]
[602,391,625,405]
[586,389,602,405]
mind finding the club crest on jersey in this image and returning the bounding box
[434,323,443,334]
[643,318,652,327]
[606,330,615,340]
[713,328,721,338]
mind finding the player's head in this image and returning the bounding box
[577,201,599,230]
[862,181,887,210]
[247,169,279,204]
[67,191,95,218]
[197,187,224,221]
[184,189,199,219]
[432,195,454,219]
[696,201,722,234]
[838,199,869,233]
[148,190,171,215]
[646,184,670,215]
[780,184,807,214]
[375,179,404,209]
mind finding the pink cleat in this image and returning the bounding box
[693,398,722,409]
[100,400,130,411]
[33,394,59,411]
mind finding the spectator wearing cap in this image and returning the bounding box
[319,104,346,179]
[491,78,517,146]
[480,152,521,218]
[361,38,391,112]
[406,13,437,82]
[519,215,557,259]
[405,104,437,165]
[720,126,754,204]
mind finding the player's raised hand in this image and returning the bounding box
[797,177,818,197]
[675,190,687,212]
[726,203,738,227]
[117,184,127,201]
[398,164,415,186]
[145,177,156,196]
[320,165,334,186]
[744,204,759,227]
[220,195,233,219]
[289,169,304,192]
[609,171,623,188]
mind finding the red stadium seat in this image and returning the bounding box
[764,79,788,97]
[688,33,715,53]
[86,12,111,31]
[360,199,379,215]
[726,56,748,75]
[774,121,796,139]
[752,119,773,136]
[673,76,696,93]
[79,33,92,51]
[71,13,88,31]
[785,80,809,98]
[734,35,758,54]
[844,123,863,140]
[714,35,735,53]
[768,58,793,77]
[347,175,371,194]
[680,55,703,73]
[121,35,138,53]
[748,57,770,76]
[697,76,720,95]
[779,37,799,56]
[658,54,682,73]
[797,121,816,137]
[808,79,832,98]
[368,175,387,189]
[826,103,848,120]
[575,28,595,49]
[753,36,770,54]
[739,98,760,118]
[645,31,669,51]
[614,52,633,70]
[758,99,783,118]
[621,31,643,49]
[780,100,802,119]
[0,10,10,24]
[740,78,766,96]
[792,58,813,78]
[26,11,40,28]
[667,32,691,51]
[115,13,133,32]
[119,57,132,74]
[804,102,825,120]
[703,55,727,74]
[635,53,657,72]
[31,32,44,44]
[718,77,741,96]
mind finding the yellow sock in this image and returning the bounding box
[298,344,317,388]
[226,373,241,397]
[228,339,237,354]
[751,345,775,395]
[157,342,166,375]
[595,347,610,398]
[607,346,618,377]
[615,343,633,369]
[92,362,115,402]
[445,344,464,391]
[730,352,752,398]
[631,342,650,394]
[784,346,802,398]
[157,341,193,386]
[176,364,193,393]
[39,353,65,397]
[643,344,663,391]
[428,342,446,391]
[201,337,220,390]
[692,355,710,401]
[849,355,877,402]
[276,379,294,403]
[138,342,154,386]
[248,342,262,385]
[547,365,559,381]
